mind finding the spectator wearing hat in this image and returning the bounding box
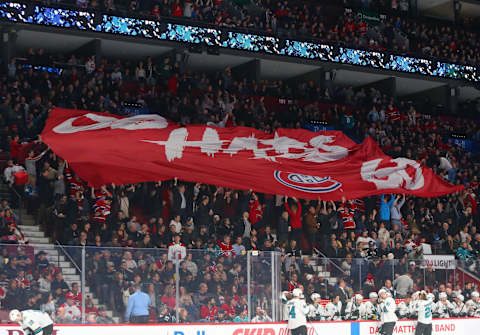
[60,292,81,321]
[125,283,151,323]
[35,251,49,272]
[182,222,195,248]
[96,306,115,323]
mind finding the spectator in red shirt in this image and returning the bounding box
[275,5,288,19]
[221,297,237,319]
[248,193,263,227]
[285,196,302,242]
[200,297,218,321]
[9,135,22,161]
[344,17,355,34]
[151,4,161,18]
[168,73,178,95]
[357,21,368,35]
[217,235,233,257]
[171,0,182,17]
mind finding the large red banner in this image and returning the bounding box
[41,108,462,200]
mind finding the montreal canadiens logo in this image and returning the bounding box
[274,171,342,193]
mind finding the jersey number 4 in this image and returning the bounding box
[289,306,296,319]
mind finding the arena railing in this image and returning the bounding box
[0,2,478,83]
[303,256,459,298]
[0,242,476,324]
[0,243,283,324]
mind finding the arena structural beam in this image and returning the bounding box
[447,85,459,115]
[0,27,16,72]
[231,59,260,83]
[358,77,397,98]
[286,68,324,87]
[72,38,102,64]
[403,84,459,116]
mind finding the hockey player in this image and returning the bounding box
[345,294,363,320]
[396,294,412,319]
[378,289,397,335]
[465,291,480,317]
[451,294,467,317]
[9,310,53,335]
[308,293,324,321]
[325,294,343,321]
[281,291,292,321]
[426,293,435,303]
[409,292,420,319]
[360,292,379,320]
[286,288,309,335]
[414,291,433,335]
[433,292,453,318]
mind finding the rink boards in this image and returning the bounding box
[0,318,479,335]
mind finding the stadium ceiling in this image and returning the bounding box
[14,28,480,103]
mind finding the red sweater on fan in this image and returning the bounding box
[285,201,302,229]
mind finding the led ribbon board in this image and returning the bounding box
[1,2,478,82]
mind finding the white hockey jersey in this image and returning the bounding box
[434,301,454,318]
[379,297,398,323]
[396,301,412,318]
[451,302,468,317]
[286,298,309,329]
[359,301,378,319]
[416,300,433,324]
[20,310,53,335]
[345,301,361,320]
[325,302,342,320]
[465,299,480,317]
[59,303,81,321]
[308,304,324,321]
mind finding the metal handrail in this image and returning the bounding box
[55,240,82,273]
[9,185,23,224]
[315,249,347,276]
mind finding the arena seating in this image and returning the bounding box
[0,0,479,325]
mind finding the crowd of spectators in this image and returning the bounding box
[18,0,480,66]
[1,44,480,323]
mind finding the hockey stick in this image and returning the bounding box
[307,321,321,335]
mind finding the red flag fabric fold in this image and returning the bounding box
[41,108,463,200]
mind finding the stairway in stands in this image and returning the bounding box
[0,183,119,322]
[310,256,338,286]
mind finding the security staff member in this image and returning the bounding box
[125,283,151,323]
